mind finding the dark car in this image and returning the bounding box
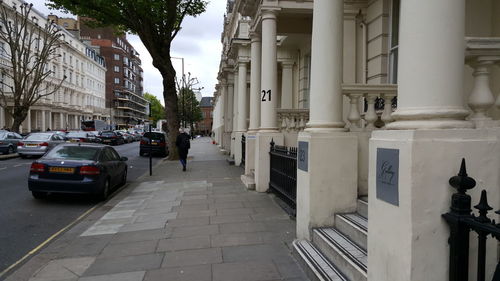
[98,131,125,145]
[0,131,23,154]
[66,131,100,143]
[28,143,128,200]
[140,132,169,157]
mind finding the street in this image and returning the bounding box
[0,141,163,273]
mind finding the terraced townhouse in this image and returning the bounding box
[211,0,500,280]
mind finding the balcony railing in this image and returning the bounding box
[342,83,398,131]
[465,37,500,128]
[277,109,309,132]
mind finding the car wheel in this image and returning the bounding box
[32,191,47,199]
[99,178,111,201]
[139,150,145,156]
[6,146,14,155]
[120,168,127,186]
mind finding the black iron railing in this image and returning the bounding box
[442,159,500,281]
[269,139,297,214]
[241,135,246,167]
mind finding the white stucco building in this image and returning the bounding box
[0,0,107,132]
[212,0,500,280]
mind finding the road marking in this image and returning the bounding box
[14,164,22,167]
[0,167,6,171]
[0,205,99,279]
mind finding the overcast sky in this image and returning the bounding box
[31,1,226,104]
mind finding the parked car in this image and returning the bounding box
[66,131,100,143]
[17,132,66,158]
[116,130,134,143]
[28,143,128,200]
[0,131,23,154]
[97,131,125,145]
[140,132,169,157]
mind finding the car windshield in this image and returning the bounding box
[66,132,87,138]
[26,133,51,141]
[143,132,164,141]
[44,145,100,160]
[0,132,6,139]
[100,132,114,137]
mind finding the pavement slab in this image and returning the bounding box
[5,138,308,281]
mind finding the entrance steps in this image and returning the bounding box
[293,197,368,281]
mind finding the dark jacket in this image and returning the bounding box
[176,133,191,157]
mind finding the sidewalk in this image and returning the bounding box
[5,137,308,281]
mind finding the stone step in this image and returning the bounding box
[292,239,348,281]
[240,174,256,190]
[357,197,368,219]
[335,213,368,251]
[313,228,367,281]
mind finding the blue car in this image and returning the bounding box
[28,143,128,200]
[0,131,23,154]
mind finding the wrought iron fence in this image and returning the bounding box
[241,135,246,167]
[269,139,297,214]
[442,159,500,281]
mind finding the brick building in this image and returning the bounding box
[78,17,147,129]
[196,97,213,136]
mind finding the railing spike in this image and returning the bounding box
[449,158,476,194]
[475,190,493,223]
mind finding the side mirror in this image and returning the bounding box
[120,157,128,161]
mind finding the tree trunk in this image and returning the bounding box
[162,70,180,160]
[11,107,28,133]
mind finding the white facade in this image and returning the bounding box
[0,0,107,132]
[213,0,500,280]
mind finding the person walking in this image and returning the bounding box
[175,128,191,171]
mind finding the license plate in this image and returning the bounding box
[103,140,111,143]
[49,167,75,173]
[70,139,79,142]
[26,144,37,147]
[151,142,158,145]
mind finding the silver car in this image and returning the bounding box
[18,132,66,158]
[0,131,23,154]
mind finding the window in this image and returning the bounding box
[114,78,120,84]
[389,0,400,84]
[114,54,120,60]
[114,66,120,72]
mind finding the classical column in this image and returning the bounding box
[226,76,234,133]
[41,110,46,131]
[60,112,64,130]
[48,112,52,130]
[26,109,31,132]
[387,0,471,129]
[259,9,278,131]
[230,70,239,158]
[296,0,357,240]
[237,61,248,131]
[254,9,283,192]
[248,32,261,132]
[306,0,344,131]
[218,81,226,148]
[0,106,4,128]
[280,60,294,109]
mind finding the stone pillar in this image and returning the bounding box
[255,9,283,192]
[218,81,226,149]
[296,0,358,240]
[280,60,294,109]
[48,112,52,131]
[0,106,5,128]
[368,1,499,281]
[386,0,471,130]
[225,75,234,153]
[60,112,64,130]
[244,32,262,181]
[230,71,239,158]
[41,110,46,131]
[235,60,248,166]
[74,115,79,129]
[259,10,279,131]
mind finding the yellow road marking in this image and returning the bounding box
[0,205,99,279]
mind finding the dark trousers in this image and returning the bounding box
[179,149,188,167]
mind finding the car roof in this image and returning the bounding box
[58,143,107,148]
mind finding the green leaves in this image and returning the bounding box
[144,93,165,125]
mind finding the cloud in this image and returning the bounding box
[33,0,225,104]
